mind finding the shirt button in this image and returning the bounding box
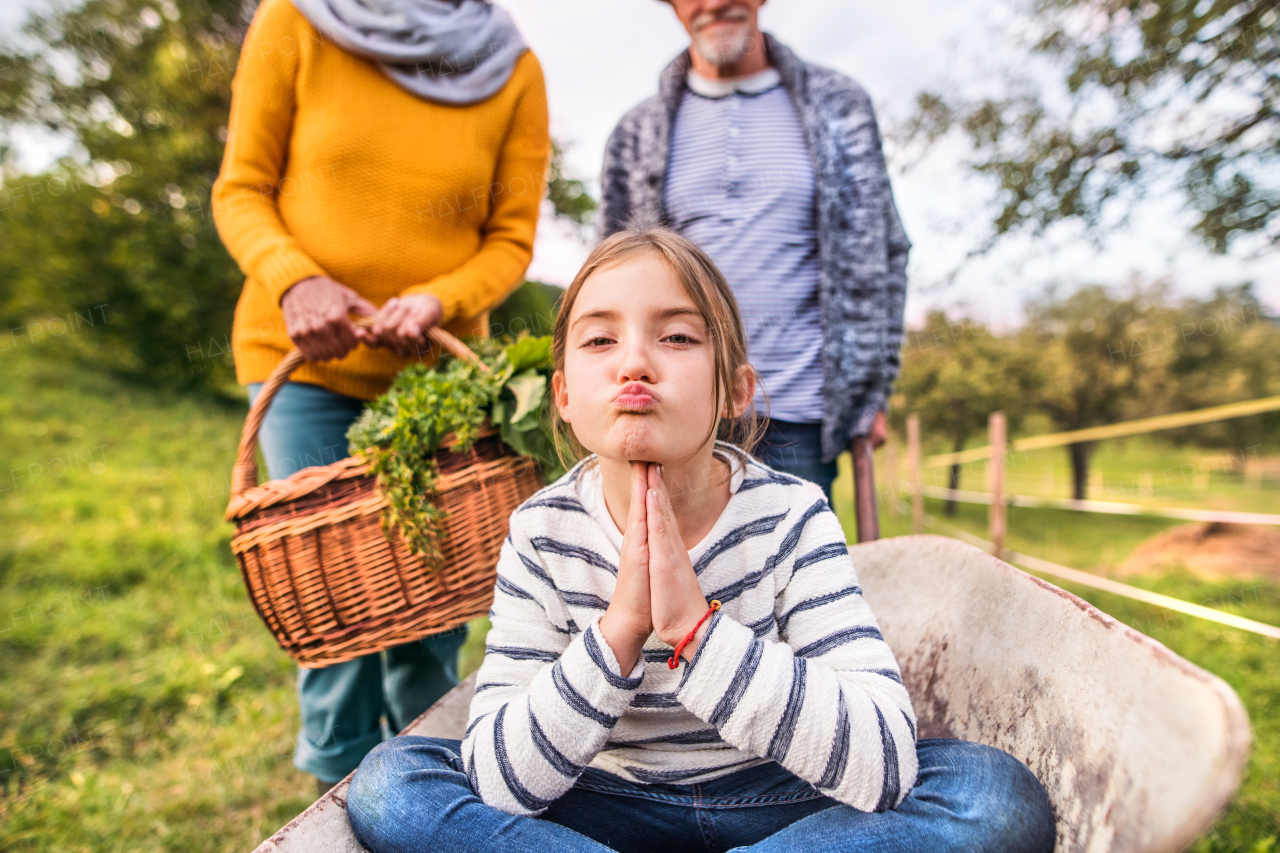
[728,126,740,138]
[727,156,737,167]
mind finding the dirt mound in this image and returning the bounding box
[1119,522,1280,581]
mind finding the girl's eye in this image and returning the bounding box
[583,337,614,348]
[665,333,696,345]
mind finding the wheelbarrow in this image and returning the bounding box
[249,535,1250,853]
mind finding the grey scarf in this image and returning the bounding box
[288,0,527,105]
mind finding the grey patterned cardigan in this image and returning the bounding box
[598,34,910,464]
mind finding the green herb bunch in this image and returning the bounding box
[345,335,563,566]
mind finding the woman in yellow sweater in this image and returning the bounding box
[212,0,548,791]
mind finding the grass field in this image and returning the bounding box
[2,347,1277,852]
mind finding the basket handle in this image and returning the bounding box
[231,317,483,497]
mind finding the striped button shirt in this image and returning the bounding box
[664,70,824,423]
[462,443,918,816]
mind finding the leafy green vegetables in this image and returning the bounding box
[345,335,562,565]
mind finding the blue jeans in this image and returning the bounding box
[245,380,467,783]
[756,419,838,504]
[347,737,1056,853]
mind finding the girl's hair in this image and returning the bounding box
[550,228,766,468]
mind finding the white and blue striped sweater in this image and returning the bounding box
[665,75,826,423]
[462,443,918,816]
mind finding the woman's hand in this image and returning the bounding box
[646,465,711,661]
[369,294,444,359]
[281,276,379,362]
[599,462,653,673]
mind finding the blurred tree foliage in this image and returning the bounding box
[544,140,597,230]
[0,0,587,397]
[489,279,562,341]
[901,0,1279,254]
[1157,284,1280,447]
[889,311,1042,513]
[893,283,1280,500]
[1021,284,1177,498]
[0,0,250,393]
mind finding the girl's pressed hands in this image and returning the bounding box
[598,461,654,672]
[645,464,712,662]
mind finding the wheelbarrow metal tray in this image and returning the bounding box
[251,535,1250,853]
[864,536,1249,853]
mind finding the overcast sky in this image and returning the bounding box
[5,0,1276,325]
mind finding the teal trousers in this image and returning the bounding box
[246,380,467,783]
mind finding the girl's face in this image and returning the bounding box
[553,254,725,465]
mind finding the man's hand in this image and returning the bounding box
[645,465,711,662]
[281,276,378,363]
[869,409,888,449]
[369,294,444,359]
[599,462,654,673]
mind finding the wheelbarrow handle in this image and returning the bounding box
[851,435,880,542]
[230,318,481,497]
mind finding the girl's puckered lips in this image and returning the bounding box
[613,382,659,411]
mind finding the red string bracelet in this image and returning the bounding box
[668,600,721,669]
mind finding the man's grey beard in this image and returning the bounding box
[692,21,754,70]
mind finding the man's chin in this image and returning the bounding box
[693,28,753,69]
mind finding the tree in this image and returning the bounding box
[890,311,1042,514]
[901,0,1279,255]
[0,0,251,393]
[0,0,593,396]
[544,141,597,231]
[1020,283,1175,498]
[1159,284,1280,448]
[490,279,563,340]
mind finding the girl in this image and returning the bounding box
[347,230,1055,852]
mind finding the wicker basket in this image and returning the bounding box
[223,327,544,667]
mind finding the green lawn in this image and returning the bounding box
[910,425,1280,515]
[2,347,1276,851]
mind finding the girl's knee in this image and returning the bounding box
[350,739,402,800]
[348,737,464,850]
[977,746,1055,851]
[920,740,1057,853]
[348,739,404,845]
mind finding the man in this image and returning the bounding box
[598,0,908,524]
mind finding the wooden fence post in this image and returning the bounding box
[885,439,901,518]
[907,414,923,535]
[989,411,1006,558]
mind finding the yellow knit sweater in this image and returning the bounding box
[212,0,549,400]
